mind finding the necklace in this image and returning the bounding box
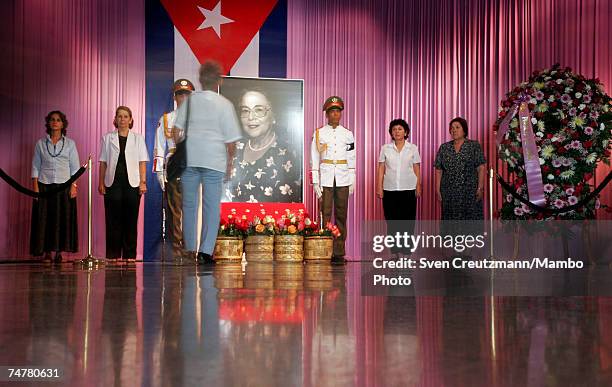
[248,133,276,152]
[46,136,65,158]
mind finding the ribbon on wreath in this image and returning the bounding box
[496,94,546,206]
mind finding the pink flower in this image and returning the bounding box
[554,199,565,209]
[544,184,554,193]
[561,94,572,104]
[570,140,581,149]
[584,127,594,135]
[521,203,531,214]
[561,158,572,167]
[595,199,601,209]
[535,91,545,100]
[582,94,591,103]
[568,107,577,116]
[514,207,524,216]
[568,196,578,205]
[506,194,513,203]
[565,187,575,195]
[552,159,562,168]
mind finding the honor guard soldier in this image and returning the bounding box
[153,78,195,260]
[310,96,356,263]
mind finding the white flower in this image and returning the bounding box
[560,170,575,180]
[264,187,273,196]
[247,195,258,203]
[548,95,555,102]
[541,145,555,159]
[537,121,545,131]
[586,153,598,164]
[278,148,287,156]
[539,157,545,165]
[578,104,586,111]
[245,181,255,190]
[510,118,519,128]
[236,142,245,150]
[239,160,249,168]
[254,169,266,179]
[556,79,564,84]
[266,156,275,167]
[531,117,538,125]
[279,184,293,196]
[270,169,278,179]
[575,92,582,99]
[283,160,293,173]
[547,174,555,180]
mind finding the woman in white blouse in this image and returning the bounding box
[377,119,421,254]
[31,110,80,262]
[98,106,149,261]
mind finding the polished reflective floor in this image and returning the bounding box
[0,262,611,386]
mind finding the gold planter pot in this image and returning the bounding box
[244,235,274,263]
[213,236,244,262]
[274,235,304,262]
[303,236,333,262]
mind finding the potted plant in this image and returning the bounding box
[244,215,276,262]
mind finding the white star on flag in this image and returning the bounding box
[197,1,234,38]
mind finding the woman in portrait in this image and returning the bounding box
[227,89,301,203]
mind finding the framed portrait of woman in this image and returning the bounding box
[219,77,304,203]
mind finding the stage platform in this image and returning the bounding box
[0,261,611,386]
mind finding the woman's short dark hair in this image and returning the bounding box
[45,110,68,136]
[113,106,134,129]
[199,60,223,89]
[388,118,410,139]
[449,117,468,138]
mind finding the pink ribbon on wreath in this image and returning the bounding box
[496,94,546,206]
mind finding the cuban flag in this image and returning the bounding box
[144,0,287,260]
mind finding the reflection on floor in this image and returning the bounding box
[0,262,611,386]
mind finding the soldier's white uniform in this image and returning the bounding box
[310,124,356,188]
[153,110,177,179]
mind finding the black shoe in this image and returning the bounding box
[197,252,215,265]
[53,252,63,263]
[331,255,347,264]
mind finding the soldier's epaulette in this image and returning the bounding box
[315,127,327,153]
[163,113,172,139]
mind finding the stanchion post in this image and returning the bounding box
[75,156,104,269]
[489,168,494,259]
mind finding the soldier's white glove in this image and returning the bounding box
[157,171,166,192]
[313,183,323,199]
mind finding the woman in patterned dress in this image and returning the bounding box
[227,90,301,203]
[434,117,486,221]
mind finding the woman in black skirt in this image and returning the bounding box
[99,106,149,262]
[377,119,422,255]
[31,111,80,262]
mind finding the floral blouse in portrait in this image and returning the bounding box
[226,138,302,203]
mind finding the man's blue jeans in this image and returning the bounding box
[181,167,224,255]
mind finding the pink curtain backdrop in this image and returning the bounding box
[288,0,612,260]
[0,0,145,259]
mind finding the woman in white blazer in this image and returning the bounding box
[98,106,149,261]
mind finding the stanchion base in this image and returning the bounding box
[73,254,105,269]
